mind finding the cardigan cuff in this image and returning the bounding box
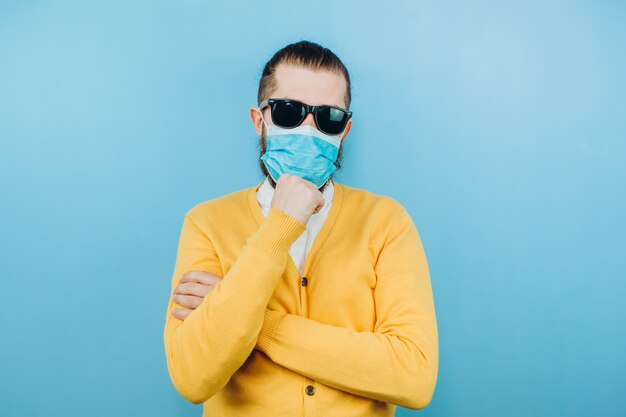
[248,208,306,265]
[256,309,286,355]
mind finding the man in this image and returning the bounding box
[163,40,438,417]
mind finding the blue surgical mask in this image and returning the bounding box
[259,112,342,188]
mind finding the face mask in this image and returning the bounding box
[259,112,342,188]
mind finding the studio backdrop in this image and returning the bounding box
[0,1,624,416]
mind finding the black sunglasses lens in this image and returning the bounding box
[316,107,348,135]
[272,100,305,127]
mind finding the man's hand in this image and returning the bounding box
[170,271,221,320]
[272,174,324,225]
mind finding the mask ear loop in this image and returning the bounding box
[258,107,269,132]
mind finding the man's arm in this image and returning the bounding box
[254,205,438,410]
[164,206,305,404]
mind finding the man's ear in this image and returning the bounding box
[250,106,264,137]
[339,118,352,144]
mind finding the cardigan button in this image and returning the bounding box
[305,385,315,396]
[301,277,308,287]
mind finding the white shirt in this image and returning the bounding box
[256,176,335,276]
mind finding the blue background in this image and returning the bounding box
[1,1,624,416]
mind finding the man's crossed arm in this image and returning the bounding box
[168,207,438,410]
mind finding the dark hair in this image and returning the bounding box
[257,40,351,109]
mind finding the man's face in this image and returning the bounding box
[249,63,353,192]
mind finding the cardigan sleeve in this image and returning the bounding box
[164,207,306,404]
[255,205,438,410]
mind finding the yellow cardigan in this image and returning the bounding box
[163,180,438,417]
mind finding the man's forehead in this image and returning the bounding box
[272,64,347,108]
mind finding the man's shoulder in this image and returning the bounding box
[184,182,259,223]
[338,182,418,238]
[338,182,408,216]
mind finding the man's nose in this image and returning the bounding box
[301,112,316,128]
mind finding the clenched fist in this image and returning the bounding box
[271,174,324,226]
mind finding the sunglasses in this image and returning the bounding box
[258,98,352,136]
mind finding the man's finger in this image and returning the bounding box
[174,281,215,297]
[183,270,223,284]
[173,293,204,309]
[180,270,223,286]
[171,308,191,320]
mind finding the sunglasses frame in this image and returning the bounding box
[258,98,353,136]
